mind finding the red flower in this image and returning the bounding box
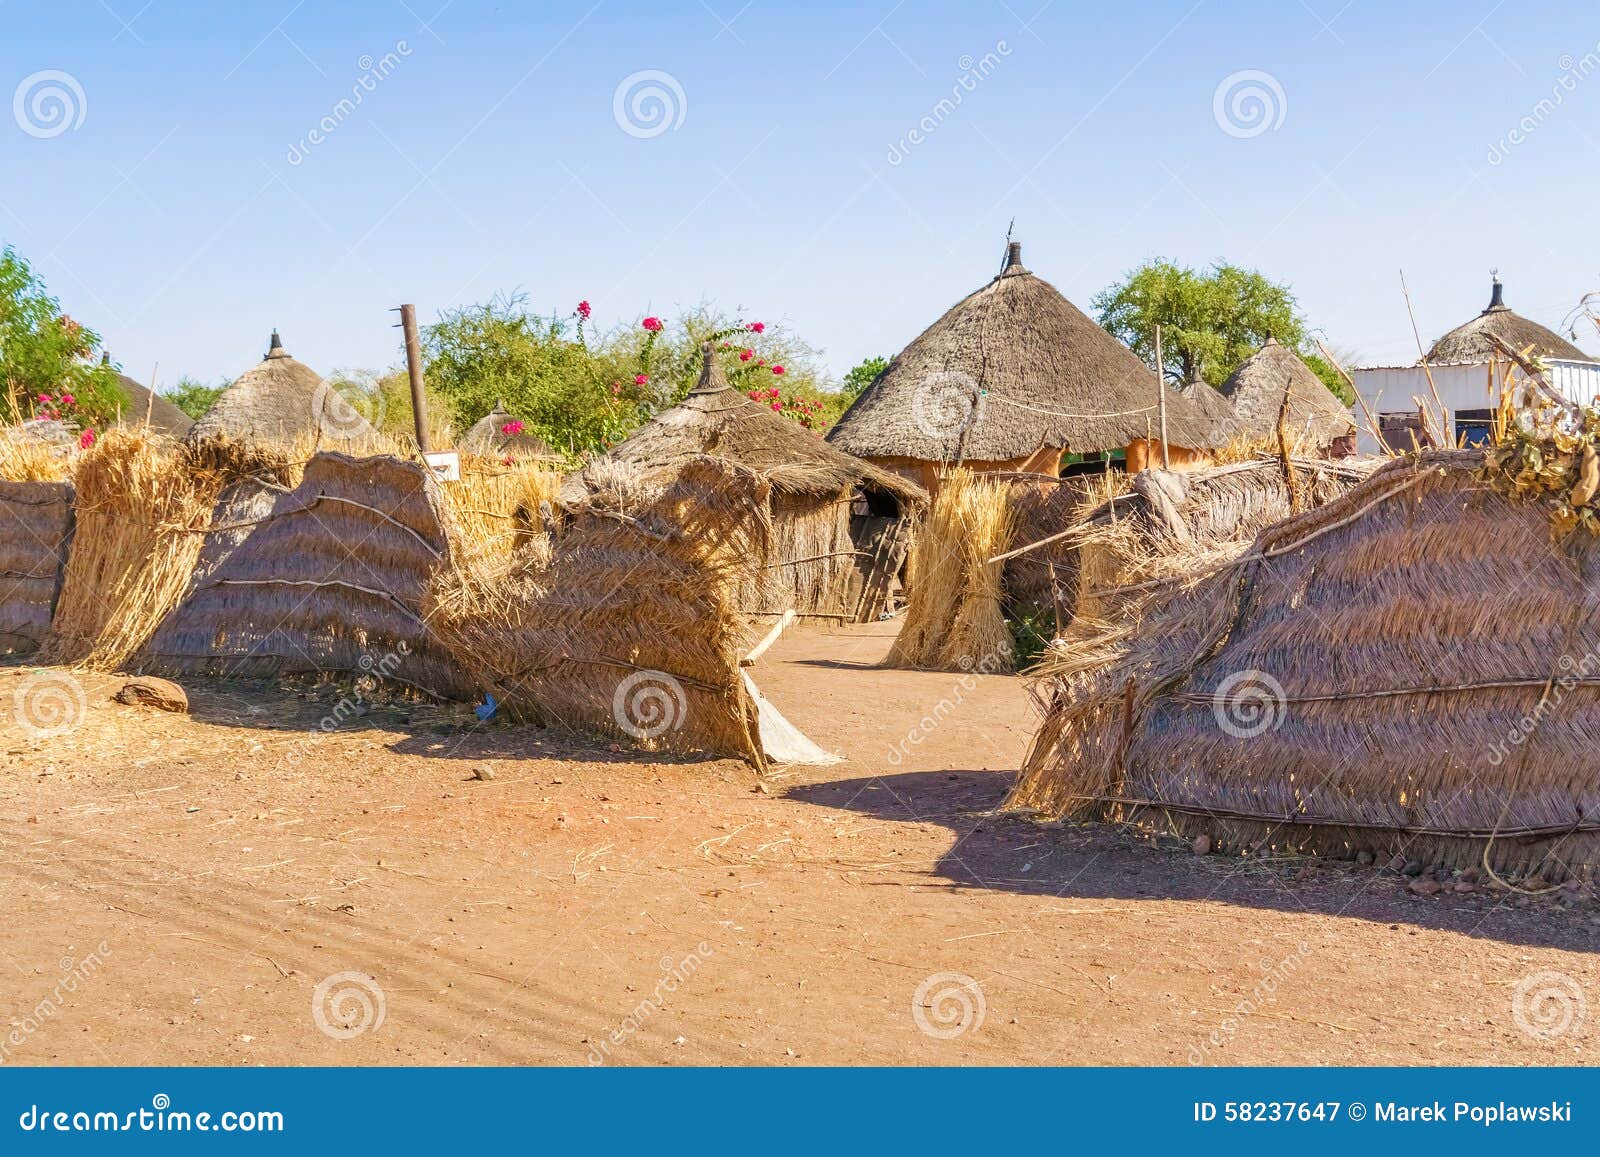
[634,373,649,385]
[767,387,780,399]
[739,349,753,362]
[78,429,95,449]
[501,419,525,436]
[770,401,782,411]
[35,393,51,405]
[747,322,765,333]
[771,365,785,376]
[641,316,662,332]
[576,300,591,320]
[60,393,75,407]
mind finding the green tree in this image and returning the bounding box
[841,355,888,401]
[163,376,227,420]
[1094,259,1352,403]
[0,246,123,425]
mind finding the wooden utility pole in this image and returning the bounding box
[1154,324,1170,469]
[398,304,432,453]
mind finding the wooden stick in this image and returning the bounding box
[1314,337,1391,455]
[741,608,795,666]
[1155,324,1169,470]
[1400,269,1449,443]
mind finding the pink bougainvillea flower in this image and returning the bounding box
[501,419,525,437]
[767,387,780,399]
[35,394,51,405]
[747,322,765,333]
[771,365,785,376]
[634,373,649,385]
[576,300,591,319]
[641,316,662,332]
[738,349,754,362]
[60,393,75,407]
[770,401,782,411]
[78,429,95,449]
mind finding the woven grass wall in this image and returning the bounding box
[142,452,472,698]
[428,456,769,768]
[1013,450,1600,880]
[0,481,74,654]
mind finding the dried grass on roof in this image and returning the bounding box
[1012,449,1600,881]
[0,478,73,653]
[427,456,769,767]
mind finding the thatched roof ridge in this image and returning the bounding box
[108,370,194,438]
[1217,337,1353,444]
[1425,277,1590,364]
[563,345,926,509]
[826,243,1225,461]
[190,331,377,446]
[461,402,558,459]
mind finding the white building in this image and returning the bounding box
[1351,278,1600,454]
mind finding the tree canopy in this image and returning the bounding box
[0,246,125,426]
[1094,259,1351,403]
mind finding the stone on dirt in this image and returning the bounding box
[113,677,188,713]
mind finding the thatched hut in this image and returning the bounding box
[563,345,927,622]
[143,452,471,698]
[826,242,1226,490]
[1013,449,1600,880]
[102,356,194,439]
[1217,337,1354,451]
[1426,277,1588,364]
[0,481,73,654]
[1173,374,1242,447]
[189,331,376,446]
[460,402,560,461]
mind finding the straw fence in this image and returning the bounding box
[143,451,473,698]
[0,480,74,653]
[1012,449,1600,880]
[428,456,769,768]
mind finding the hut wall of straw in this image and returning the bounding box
[0,480,74,654]
[143,452,473,698]
[1012,450,1600,880]
[428,456,769,768]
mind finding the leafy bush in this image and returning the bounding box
[163,376,227,420]
[0,247,123,427]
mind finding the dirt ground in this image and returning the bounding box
[2,623,1596,1066]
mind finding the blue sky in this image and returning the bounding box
[3,0,1598,391]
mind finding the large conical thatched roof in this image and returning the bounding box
[1425,277,1590,364]
[190,332,376,445]
[461,402,558,460]
[104,362,194,438]
[1174,373,1242,444]
[562,345,925,509]
[826,243,1225,462]
[1218,337,1353,444]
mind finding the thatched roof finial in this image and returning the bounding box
[1486,273,1507,313]
[266,329,287,360]
[1002,240,1025,276]
[690,341,730,396]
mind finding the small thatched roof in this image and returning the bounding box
[190,331,376,446]
[1425,277,1590,364]
[1217,337,1353,444]
[107,366,194,438]
[563,345,926,510]
[461,402,558,460]
[826,243,1225,462]
[1174,374,1242,444]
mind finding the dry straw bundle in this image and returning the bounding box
[887,468,1017,672]
[39,428,229,670]
[1013,449,1600,881]
[428,456,771,767]
[437,457,563,578]
[0,428,75,482]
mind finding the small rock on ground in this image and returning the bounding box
[113,677,188,714]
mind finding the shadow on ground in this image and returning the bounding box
[787,769,1600,954]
